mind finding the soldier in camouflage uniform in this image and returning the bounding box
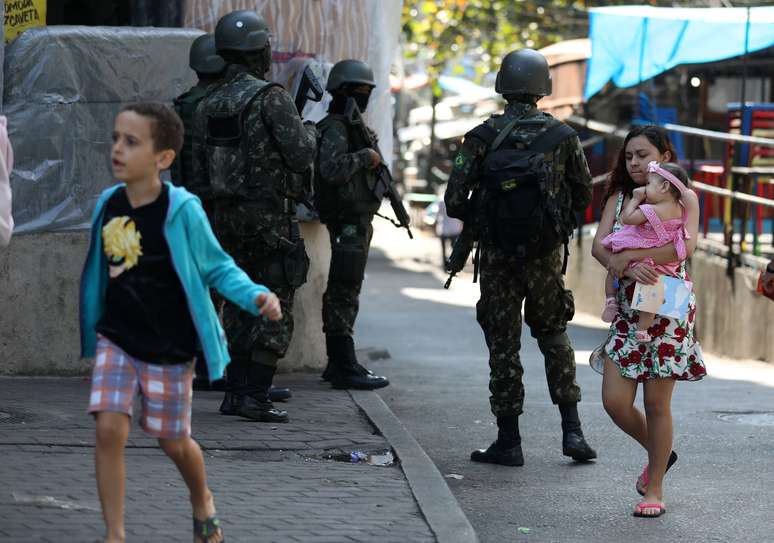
[315,60,389,390]
[192,10,317,423]
[444,49,597,466]
[174,33,292,401]
[172,33,225,208]
[171,33,225,392]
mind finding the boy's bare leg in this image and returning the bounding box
[158,437,223,543]
[95,412,131,543]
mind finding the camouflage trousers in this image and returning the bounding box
[476,244,581,418]
[322,220,373,337]
[212,203,302,366]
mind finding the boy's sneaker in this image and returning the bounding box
[601,297,618,322]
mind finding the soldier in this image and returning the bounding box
[171,33,225,205]
[314,60,389,389]
[171,33,226,392]
[192,10,317,422]
[173,34,292,401]
[444,49,597,466]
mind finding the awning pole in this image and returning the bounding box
[737,6,752,165]
[636,17,648,120]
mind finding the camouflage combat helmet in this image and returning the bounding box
[214,10,271,52]
[189,33,226,75]
[326,59,376,92]
[495,49,552,97]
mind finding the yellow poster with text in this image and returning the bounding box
[4,0,47,43]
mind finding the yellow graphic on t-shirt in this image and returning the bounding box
[102,216,143,278]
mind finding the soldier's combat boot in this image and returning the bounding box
[220,358,247,415]
[559,402,597,462]
[327,335,389,390]
[219,391,242,416]
[235,357,289,423]
[269,386,292,402]
[470,416,524,466]
[322,334,376,382]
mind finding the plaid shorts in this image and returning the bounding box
[87,336,194,439]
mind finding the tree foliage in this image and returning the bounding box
[400,0,766,83]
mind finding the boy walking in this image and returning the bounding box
[80,102,282,543]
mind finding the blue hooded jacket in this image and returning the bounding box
[80,182,269,380]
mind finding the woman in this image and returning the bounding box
[590,125,706,517]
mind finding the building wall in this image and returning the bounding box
[0,222,330,375]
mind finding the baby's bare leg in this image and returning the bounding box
[605,271,617,298]
[637,311,655,332]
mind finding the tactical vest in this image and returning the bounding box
[314,114,381,223]
[172,85,210,195]
[199,72,302,208]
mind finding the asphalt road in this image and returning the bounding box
[356,223,774,543]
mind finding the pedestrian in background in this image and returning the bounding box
[436,198,463,269]
[0,115,14,246]
[761,258,774,295]
[80,102,282,542]
[590,125,705,518]
[445,49,597,467]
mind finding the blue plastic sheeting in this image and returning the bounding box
[584,6,774,99]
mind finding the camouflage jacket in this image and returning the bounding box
[315,114,380,223]
[191,65,317,223]
[444,102,592,228]
[171,81,220,198]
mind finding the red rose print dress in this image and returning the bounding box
[590,193,706,381]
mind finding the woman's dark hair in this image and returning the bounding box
[659,162,690,199]
[603,125,678,204]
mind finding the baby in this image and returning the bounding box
[601,161,691,342]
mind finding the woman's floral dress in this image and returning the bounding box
[590,193,706,381]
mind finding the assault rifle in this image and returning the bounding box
[294,65,325,116]
[344,97,413,239]
[444,188,483,289]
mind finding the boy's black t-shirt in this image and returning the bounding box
[96,185,198,364]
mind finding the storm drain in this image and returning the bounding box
[716,411,774,427]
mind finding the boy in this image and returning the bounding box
[80,102,281,543]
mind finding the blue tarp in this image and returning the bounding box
[584,6,774,99]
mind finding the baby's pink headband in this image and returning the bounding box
[647,161,688,194]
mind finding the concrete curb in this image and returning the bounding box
[350,390,479,543]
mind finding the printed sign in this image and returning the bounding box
[632,276,693,320]
[4,0,46,43]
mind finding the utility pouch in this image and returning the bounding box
[562,288,576,323]
[283,239,310,289]
[329,244,367,284]
[329,225,367,284]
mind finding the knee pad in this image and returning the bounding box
[537,332,571,350]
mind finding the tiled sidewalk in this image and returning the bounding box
[0,376,435,542]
